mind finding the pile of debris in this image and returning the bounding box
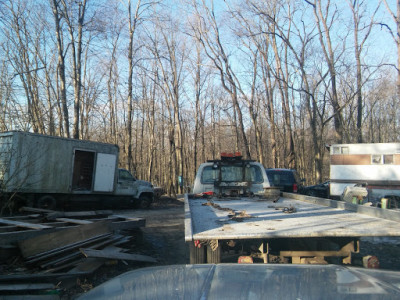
[0,207,155,299]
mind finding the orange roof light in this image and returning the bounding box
[221,152,241,158]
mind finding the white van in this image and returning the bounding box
[192,153,270,196]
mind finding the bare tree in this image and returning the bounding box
[382,1,400,97]
[149,14,186,195]
[126,0,141,170]
[347,0,379,143]
[191,0,251,158]
[305,0,345,143]
[50,0,69,137]
[191,40,210,175]
[60,0,88,139]
[125,0,155,171]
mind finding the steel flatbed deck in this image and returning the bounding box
[185,194,400,242]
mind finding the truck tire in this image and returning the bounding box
[37,195,56,210]
[206,241,221,264]
[137,195,152,209]
[189,242,205,264]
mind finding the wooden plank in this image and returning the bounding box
[67,257,105,274]
[0,283,54,291]
[0,271,93,282]
[1,296,60,300]
[1,228,60,246]
[55,218,92,225]
[2,214,41,220]
[38,234,125,267]
[63,210,113,217]
[109,219,146,230]
[41,240,129,269]
[40,250,83,269]
[113,236,131,246]
[18,220,111,258]
[27,233,113,264]
[0,218,52,230]
[42,258,87,274]
[20,206,56,214]
[46,210,113,220]
[0,217,138,246]
[80,248,157,263]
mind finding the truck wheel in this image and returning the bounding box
[206,241,221,263]
[37,195,56,210]
[189,242,205,264]
[137,195,152,209]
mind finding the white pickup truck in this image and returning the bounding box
[185,154,400,266]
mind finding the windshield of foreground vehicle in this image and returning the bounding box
[201,165,263,184]
[77,264,400,300]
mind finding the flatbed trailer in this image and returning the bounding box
[185,192,400,265]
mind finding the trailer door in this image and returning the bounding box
[72,150,95,191]
[93,153,116,192]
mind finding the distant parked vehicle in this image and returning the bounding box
[265,168,304,193]
[304,181,330,198]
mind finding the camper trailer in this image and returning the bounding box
[330,143,400,206]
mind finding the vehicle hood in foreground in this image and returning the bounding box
[78,264,400,300]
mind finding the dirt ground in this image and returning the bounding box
[121,196,187,266]
[67,195,400,299]
[66,196,186,299]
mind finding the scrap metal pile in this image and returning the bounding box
[0,207,154,299]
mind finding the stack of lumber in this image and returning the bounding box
[0,208,155,299]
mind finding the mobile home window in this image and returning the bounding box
[332,146,348,154]
[384,154,394,164]
[371,154,394,165]
[372,155,382,164]
[332,147,340,154]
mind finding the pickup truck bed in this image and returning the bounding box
[185,193,400,264]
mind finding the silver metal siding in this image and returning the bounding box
[0,132,119,194]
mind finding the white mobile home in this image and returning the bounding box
[330,143,400,203]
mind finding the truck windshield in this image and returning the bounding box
[201,165,263,184]
[119,169,134,181]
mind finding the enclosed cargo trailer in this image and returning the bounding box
[0,131,154,210]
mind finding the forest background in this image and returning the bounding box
[0,0,399,195]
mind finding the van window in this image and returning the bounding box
[201,165,263,184]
